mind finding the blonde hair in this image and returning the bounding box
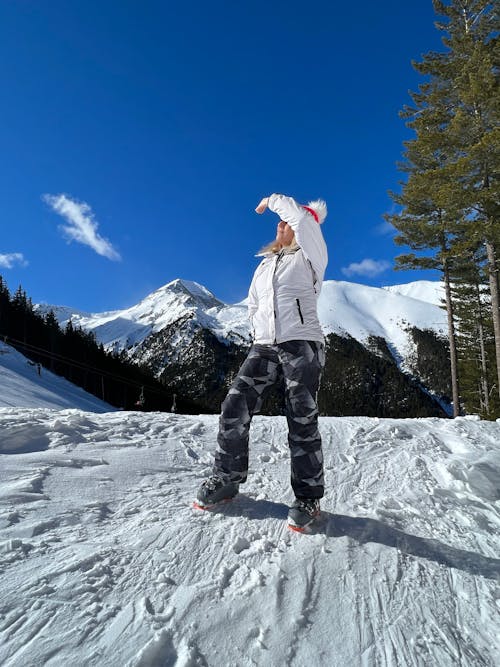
[258,236,299,256]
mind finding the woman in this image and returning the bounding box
[195,193,328,531]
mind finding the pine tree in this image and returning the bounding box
[44,310,61,372]
[432,0,500,403]
[10,285,32,344]
[449,247,498,416]
[0,275,10,337]
[387,0,499,417]
[386,71,463,415]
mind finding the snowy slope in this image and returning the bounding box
[318,281,447,362]
[383,280,445,307]
[0,343,115,412]
[0,408,499,666]
[37,279,448,363]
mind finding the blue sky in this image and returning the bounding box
[0,1,444,312]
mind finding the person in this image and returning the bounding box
[195,193,328,531]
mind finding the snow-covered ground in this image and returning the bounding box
[1,409,499,666]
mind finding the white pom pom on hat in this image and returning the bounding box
[303,199,327,224]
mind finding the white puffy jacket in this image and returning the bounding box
[248,193,328,344]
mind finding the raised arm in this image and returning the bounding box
[256,193,328,280]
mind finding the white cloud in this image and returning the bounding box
[341,258,392,278]
[374,220,396,236]
[43,194,121,261]
[0,253,28,269]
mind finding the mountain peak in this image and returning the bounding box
[160,279,224,309]
[382,281,445,306]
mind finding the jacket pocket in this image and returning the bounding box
[295,298,304,324]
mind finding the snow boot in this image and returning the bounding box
[194,475,239,510]
[288,498,321,532]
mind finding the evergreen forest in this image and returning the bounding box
[386,0,499,419]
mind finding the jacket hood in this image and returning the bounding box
[306,199,327,224]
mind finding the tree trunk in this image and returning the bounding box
[485,240,500,401]
[473,281,490,415]
[477,319,490,415]
[444,262,461,416]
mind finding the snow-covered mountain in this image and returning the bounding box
[38,279,250,353]
[1,406,499,665]
[318,280,446,357]
[0,342,114,413]
[383,280,445,306]
[36,279,451,416]
[38,278,447,359]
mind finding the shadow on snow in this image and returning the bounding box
[214,496,500,581]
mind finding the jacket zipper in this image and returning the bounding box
[272,250,285,343]
[296,298,304,324]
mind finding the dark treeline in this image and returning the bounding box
[0,275,201,413]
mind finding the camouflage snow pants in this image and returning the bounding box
[214,340,325,499]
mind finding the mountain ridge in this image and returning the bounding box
[36,278,447,357]
[35,278,451,417]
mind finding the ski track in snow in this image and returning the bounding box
[0,409,499,667]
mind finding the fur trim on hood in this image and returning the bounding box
[306,199,327,224]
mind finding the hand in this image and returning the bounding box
[255,197,269,214]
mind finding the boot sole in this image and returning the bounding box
[192,497,235,511]
[287,510,321,533]
[288,523,310,533]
